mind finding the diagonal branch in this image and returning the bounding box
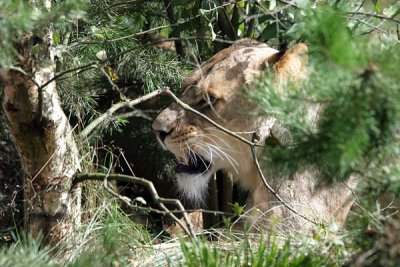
[250,146,317,225]
[162,88,255,146]
[78,88,165,140]
[348,11,400,24]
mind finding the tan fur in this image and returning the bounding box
[153,40,357,231]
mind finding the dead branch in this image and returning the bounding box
[74,173,238,217]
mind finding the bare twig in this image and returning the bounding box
[74,172,238,217]
[250,146,317,225]
[348,11,400,24]
[79,88,165,140]
[349,17,400,43]
[39,44,145,91]
[34,35,237,92]
[110,110,152,122]
[39,63,97,91]
[98,65,124,95]
[277,0,299,8]
[97,65,152,124]
[76,36,238,47]
[82,1,248,45]
[103,0,146,11]
[107,14,203,43]
[8,66,41,88]
[244,4,291,21]
[162,88,256,146]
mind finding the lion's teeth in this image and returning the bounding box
[176,155,189,166]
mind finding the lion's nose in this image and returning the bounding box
[156,129,172,143]
[152,106,180,144]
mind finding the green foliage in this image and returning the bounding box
[66,202,152,267]
[248,4,399,264]
[0,200,154,267]
[0,226,350,267]
[176,232,349,267]
[53,1,185,134]
[0,233,57,267]
[0,0,85,68]
[251,5,400,184]
[1,0,400,266]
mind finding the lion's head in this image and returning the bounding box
[152,39,308,205]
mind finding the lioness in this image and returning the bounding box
[152,39,357,230]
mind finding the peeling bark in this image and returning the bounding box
[2,4,80,246]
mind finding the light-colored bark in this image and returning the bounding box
[2,1,80,246]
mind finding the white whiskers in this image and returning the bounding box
[171,128,242,205]
[194,141,239,175]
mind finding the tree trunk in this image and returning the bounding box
[2,2,80,246]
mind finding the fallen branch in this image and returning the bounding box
[73,173,196,237]
[74,172,239,218]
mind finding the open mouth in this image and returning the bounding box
[175,152,212,175]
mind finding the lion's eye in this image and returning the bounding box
[197,94,218,108]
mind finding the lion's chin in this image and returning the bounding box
[175,171,213,207]
[173,151,215,206]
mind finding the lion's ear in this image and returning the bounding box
[272,43,308,86]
